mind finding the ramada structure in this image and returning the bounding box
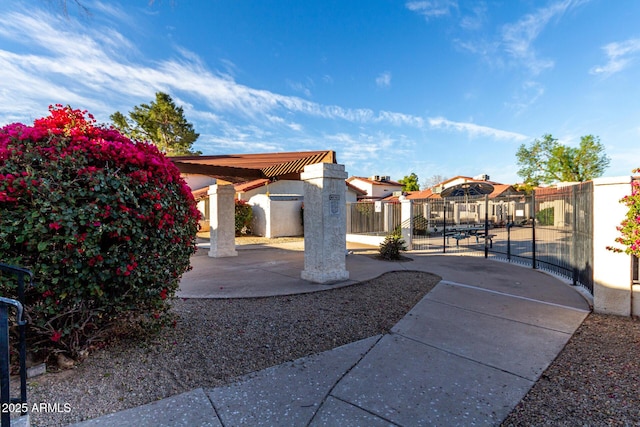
[171,151,350,284]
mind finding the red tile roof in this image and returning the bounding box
[235,179,271,193]
[346,176,404,187]
[346,182,368,195]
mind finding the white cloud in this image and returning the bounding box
[428,117,528,141]
[459,3,487,31]
[375,111,424,127]
[322,74,334,84]
[590,38,640,76]
[500,0,589,75]
[0,4,527,160]
[375,71,392,88]
[506,80,545,113]
[286,79,313,97]
[405,1,457,20]
[0,7,430,131]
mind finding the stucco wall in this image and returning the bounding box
[268,196,304,238]
[249,194,303,238]
[593,176,633,316]
[243,180,304,200]
[182,173,217,191]
[250,195,269,237]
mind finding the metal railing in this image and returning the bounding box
[0,264,31,427]
[409,183,594,294]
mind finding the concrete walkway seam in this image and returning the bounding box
[306,335,385,426]
[439,280,591,313]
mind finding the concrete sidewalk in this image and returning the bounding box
[73,245,591,426]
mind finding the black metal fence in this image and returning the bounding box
[0,264,30,427]
[410,183,594,293]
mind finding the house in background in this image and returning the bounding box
[346,175,404,201]
[406,174,525,227]
[408,174,521,200]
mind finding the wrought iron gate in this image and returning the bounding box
[410,182,594,293]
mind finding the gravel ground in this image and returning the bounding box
[21,257,640,426]
[502,313,640,426]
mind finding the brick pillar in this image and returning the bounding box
[301,163,349,283]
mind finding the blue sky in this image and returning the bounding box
[1,0,639,186]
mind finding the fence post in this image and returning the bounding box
[484,194,489,258]
[572,185,578,286]
[400,198,413,250]
[0,303,10,427]
[531,191,537,269]
[442,199,447,253]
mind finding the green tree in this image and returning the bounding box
[516,134,610,185]
[398,172,420,191]
[111,92,200,156]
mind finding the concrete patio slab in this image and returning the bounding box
[429,281,589,333]
[178,248,358,298]
[309,396,394,426]
[331,334,533,426]
[207,335,380,426]
[405,255,591,309]
[73,388,221,427]
[391,287,585,380]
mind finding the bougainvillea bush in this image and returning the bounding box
[235,199,253,235]
[0,105,200,360]
[609,169,640,256]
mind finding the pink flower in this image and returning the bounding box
[51,331,62,342]
[48,221,62,231]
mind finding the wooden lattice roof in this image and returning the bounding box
[170,150,336,183]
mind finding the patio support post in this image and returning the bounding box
[208,182,238,258]
[301,163,349,284]
[401,198,413,251]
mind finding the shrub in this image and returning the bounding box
[0,105,201,360]
[235,199,253,235]
[379,234,407,260]
[536,207,554,226]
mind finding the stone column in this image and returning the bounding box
[208,182,238,258]
[301,163,349,283]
